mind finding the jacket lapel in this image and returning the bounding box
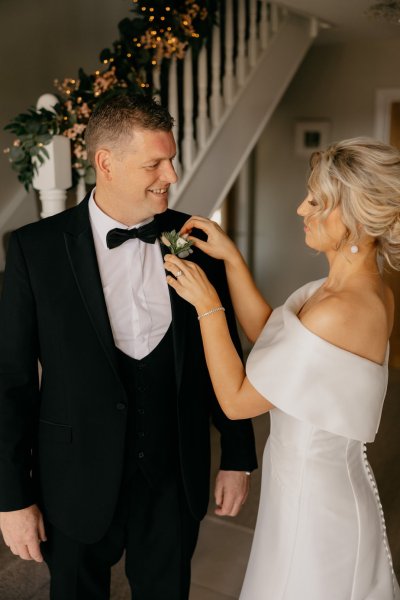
[156,215,188,396]
[64,196,120,382]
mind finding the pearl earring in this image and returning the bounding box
[350,245,359,254]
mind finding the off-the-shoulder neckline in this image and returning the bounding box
[283,279,389,368]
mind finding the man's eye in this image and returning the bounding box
[145,163,158,169]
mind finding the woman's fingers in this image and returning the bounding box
[179,216,212,236]
[163,254,190,277]
[179,216,234,262]
[185,236,209,252]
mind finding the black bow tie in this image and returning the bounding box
[106,220,158,249]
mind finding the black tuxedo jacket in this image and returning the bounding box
[0,195,257,543]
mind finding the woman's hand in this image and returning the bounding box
[164,254,221,314]
[179,216,240,264]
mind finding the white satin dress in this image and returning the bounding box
[241,279,400,600]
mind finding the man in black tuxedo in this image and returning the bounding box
[0,94,257,599]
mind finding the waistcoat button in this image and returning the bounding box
[116,402,126,410]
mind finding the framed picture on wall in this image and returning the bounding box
[294,120,331,157]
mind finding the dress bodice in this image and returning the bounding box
[246,279,389,442]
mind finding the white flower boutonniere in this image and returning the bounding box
[160,229,194,258]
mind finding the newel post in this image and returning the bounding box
[33,94,72,219]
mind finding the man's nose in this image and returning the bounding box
[162,161,178,184]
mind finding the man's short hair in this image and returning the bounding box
[84,93,174,166]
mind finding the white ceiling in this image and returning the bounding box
[281,0,400,43]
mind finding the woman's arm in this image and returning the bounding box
[224,252,272,343]
[164,254,274,419]
[180,217,272,342]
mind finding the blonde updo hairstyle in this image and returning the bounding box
[307,137,400,270]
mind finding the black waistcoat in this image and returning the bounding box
[116,326,179,488]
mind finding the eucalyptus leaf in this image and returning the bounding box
[9,147,25,161]
[25,121,41,135]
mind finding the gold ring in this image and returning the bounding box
[176,270,183,278]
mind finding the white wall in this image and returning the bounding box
[253,38,400,307]
[0,0,130,267]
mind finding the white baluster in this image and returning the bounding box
[37,189,69,219]
[249,0,258,67]
[183,46,195,170]
[153,64,161,103]
[197,45,209,149]
[232,158,252,263]
[210,11,222,127]
[271,3,279,34]
[237,0,246,86]
[33,94,71,218]
[168,56,181,181]
[76,168,86,203]
[223,0,234,106]
[260,0,269,50]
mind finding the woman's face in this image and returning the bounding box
[297,192,347,253]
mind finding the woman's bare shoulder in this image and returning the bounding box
[300,284,392,364]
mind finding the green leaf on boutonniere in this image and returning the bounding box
[160,229,194,258]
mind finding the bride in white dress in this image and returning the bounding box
[164,137,400,599]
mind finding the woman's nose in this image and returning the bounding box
[297,198,307,216]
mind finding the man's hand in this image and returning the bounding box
[214,470,250,517]
[0,504,47,562]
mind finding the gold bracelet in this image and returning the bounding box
[197,306,225,320]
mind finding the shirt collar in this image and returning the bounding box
[88,187,155,250]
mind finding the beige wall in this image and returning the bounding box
[253,38,400,307]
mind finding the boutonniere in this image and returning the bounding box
[160,230,194,258]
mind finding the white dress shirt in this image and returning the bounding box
[89,189,172,360]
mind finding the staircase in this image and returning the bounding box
[171,7,317,216]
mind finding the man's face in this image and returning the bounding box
[105,127,178,221]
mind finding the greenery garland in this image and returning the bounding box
[3,0,219,191]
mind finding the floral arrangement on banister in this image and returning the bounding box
[3,0,219,191]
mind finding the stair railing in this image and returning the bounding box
[33,2,319,218]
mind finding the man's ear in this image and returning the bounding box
[95,148,112,180]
